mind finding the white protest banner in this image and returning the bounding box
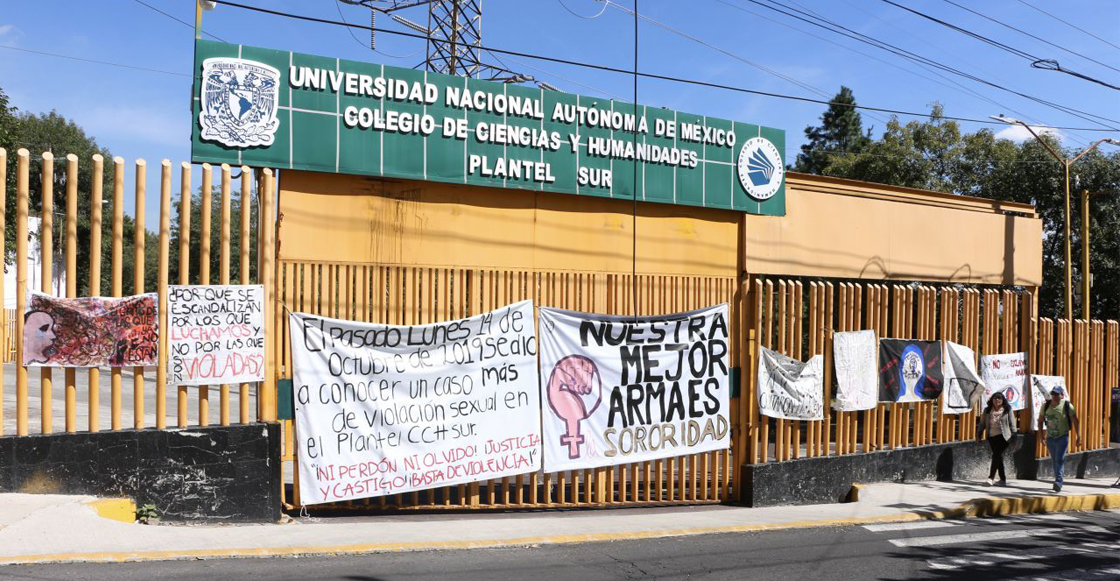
[942,341,985,415]
[290,300,540,505]
[538,305,730,473]
[832,330,877,411]
[758,347,824,420]
[168,285,265,386]
[1030,375,1066,425]
[980,352,1029,411]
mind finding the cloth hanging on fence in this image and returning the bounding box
[832,330,878,412]
[941,341,985,415]
[757,346,825,420]
[168,284,265,386]
[878,339,944,403]
[1030,375,1067,425]
[289,300,541,505]
[23,291,158,368]
[980,352,1029,411]
[538,304,731,473]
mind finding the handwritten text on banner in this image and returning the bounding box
[290,300,541,505]
[168,285,265,386]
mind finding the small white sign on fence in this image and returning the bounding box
[168,285,265,386]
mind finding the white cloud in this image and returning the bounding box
[994,124,1062,143]
[0,24,19,46]
[80,104,188,148]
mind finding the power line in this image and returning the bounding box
[556,0,608,20]
[1014,0,1120,52]
[332,0,423,59]
[823,0,1094,147]
[879,0,1120,91]
[879,0,1039,61]
[603,0,835,101]
[742,0,1119,129]
[204,0,1118,132]
[759,0,1118,126]
[717,0,1045,136]
[938,0,1120,75]
[0,45,189,77]
[131,0,227,42]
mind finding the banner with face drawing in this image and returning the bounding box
[23,292,159,368]
[878,339,944,403]
[538,305,731,473]
[980,352,1028,411]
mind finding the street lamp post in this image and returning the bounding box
[1081,190,1115,320]
[989,115,1116,322]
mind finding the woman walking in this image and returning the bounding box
[978,392,1016,486]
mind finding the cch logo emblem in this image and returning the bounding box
[199,57,281,148]
[736,137,784,201]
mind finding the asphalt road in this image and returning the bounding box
[3,510,1119,580]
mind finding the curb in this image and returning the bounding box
[86,499,136,524]
[3,491,1118,566]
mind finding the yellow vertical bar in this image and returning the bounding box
[0,149,5,436]
[132,159,146,430]
[64,155,78,433]
[198,164,212,425]
[177,163,191,428]
[260,169,277,421]
[239,167,252,424]
[40,152,54,434]
[110,156,124,431]
[15,149,29,436]
[851,284,862,452]
[156,160,172,429]
[87,155,103,432]
[219,164,231,426]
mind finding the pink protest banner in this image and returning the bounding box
[23,291,159,367]
[168,285,265,386]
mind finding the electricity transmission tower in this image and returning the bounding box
[339,0,547,85]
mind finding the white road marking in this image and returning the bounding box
[862,521,960,532]
[890,525,1108,547]
[1013,513,1082,521]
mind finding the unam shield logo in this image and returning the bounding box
[736,137,784,201]
[199,58,280,148]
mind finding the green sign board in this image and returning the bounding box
[191,41,785,215]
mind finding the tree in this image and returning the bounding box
[1,86,20,270]
[171,182,259,286]
[802,96,1120,320]
[793,86,870,174]
[0,86,17,152]
[14,110,143,296]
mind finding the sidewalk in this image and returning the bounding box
[1,477,1118,565]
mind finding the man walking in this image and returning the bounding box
[1036,385,1080,492]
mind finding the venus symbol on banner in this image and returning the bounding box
[544,355,603,460]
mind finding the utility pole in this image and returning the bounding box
[342,0,538,83]
[990,116,1116,322]
[1080,190,1115,320]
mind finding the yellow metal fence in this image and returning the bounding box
[2,146,1117,514]
[744,276,1117,465]
[275,264,740,509]
[0,148,276,436]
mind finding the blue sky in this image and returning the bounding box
[1,0,1118,227]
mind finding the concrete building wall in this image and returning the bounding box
[276,170,1042,286]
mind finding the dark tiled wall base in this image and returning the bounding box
[0,423,281,522]
[739,433,1120,507]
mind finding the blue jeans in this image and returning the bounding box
[1046,435,1069,488]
